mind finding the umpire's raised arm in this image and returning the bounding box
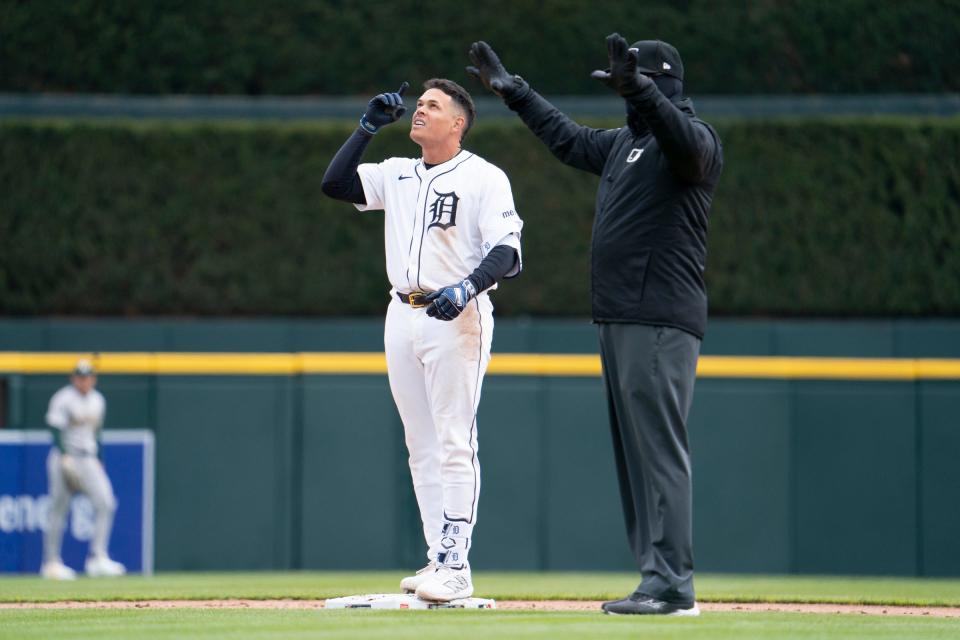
[467,41,617,176]
[321,82,409,204]
[592,33,720,184]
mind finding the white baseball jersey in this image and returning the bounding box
[355,147,522,567]
[355,149,523,293]
[45,385,106,456]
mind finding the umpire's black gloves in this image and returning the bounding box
[591,33,654,99]
[360,82,409,134]
[466,42,530,104]
[425,279,478,321]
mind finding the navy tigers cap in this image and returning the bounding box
[630,40,684,80]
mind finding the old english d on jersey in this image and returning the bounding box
[354,149,523,295]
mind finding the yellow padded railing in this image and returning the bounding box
[1,352,960,379]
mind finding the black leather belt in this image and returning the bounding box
[396,291,429,308]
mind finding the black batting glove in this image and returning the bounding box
[360,82,409,134]
[466,42,529,103]
[425,279,478,321]
[590,33,653,99]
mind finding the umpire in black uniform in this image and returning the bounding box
[467,34,722,616]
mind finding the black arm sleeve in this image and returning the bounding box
[508,89,619,176]
[627,84,720,184]
[466,244,519,292]
[321,128,374,204]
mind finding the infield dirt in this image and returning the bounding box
[0,600,958,617]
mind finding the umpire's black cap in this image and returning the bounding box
[630,40,684,80]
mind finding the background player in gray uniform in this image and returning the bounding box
[41,359,126,579]
[322,78,523,601]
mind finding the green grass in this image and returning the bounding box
[0,609,957,640]
[1,572,958,639]
[2,572,960,606]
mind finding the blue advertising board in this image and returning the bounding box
[0,430,154,575]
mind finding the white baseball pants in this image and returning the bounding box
[384,293,493,562]
[44,450,118,564]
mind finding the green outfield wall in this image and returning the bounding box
[1,317,959,576]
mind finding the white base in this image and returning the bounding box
[325,593,496,610]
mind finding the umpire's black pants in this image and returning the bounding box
[598,323,700,606]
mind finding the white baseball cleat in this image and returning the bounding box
[41,560,77,581]
[400,560,437,593]
[85,555,126,577]
[415,564,473,602]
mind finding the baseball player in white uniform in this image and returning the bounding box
[41,359,126,580]
[322,78,523,601]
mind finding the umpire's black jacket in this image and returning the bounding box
[508,83,723,339]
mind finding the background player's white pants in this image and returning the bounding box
[385,294,493,562]
[44,450,118,564]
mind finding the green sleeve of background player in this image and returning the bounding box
[49,427,65,453]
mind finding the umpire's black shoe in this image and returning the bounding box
[602,594,700,616]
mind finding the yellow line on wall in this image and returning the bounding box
[487,354,602,376]
[695,356,960,380]
[1,352,960,380]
